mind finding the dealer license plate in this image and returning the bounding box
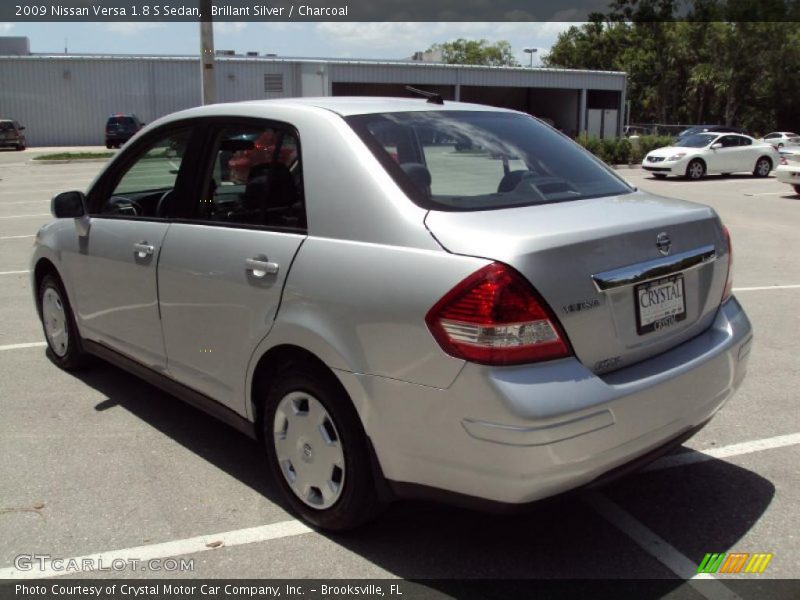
[635,274,686,335]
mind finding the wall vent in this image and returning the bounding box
[264,73,284,93]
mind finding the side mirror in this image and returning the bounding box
[710,142,723,149]
[51,191,86,218]
[19,126,25,131]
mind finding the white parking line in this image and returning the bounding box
[0,213,49,219]
[0,342,45,352]
[0,270,30,276]
[0,519,312,579]
[585,493,741,600]
[645,432,800,472]
[0,234,35,240]
[734,284,800,292]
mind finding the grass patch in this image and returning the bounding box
[34,151,114,161]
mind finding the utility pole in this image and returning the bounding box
[199,0,216,105]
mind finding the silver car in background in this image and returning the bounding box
[31,98,752,530]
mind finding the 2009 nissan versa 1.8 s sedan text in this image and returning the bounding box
[32,98,753,530]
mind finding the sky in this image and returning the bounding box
[0,21,574,65]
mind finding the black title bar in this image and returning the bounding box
[3,0,800,22]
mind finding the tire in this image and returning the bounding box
[753,157,772,177]
[262,364,381,531]
[793,184,800,195]
[685,159,705,180]
[652,173,667,179]
[16,144,25,151]
[722,173,732,177]
[38,273,88,370]
[105,143,112,149]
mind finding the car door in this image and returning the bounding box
[736,136,758,170]
[157,119,307,411]
[711,135,744,173]
[68,124,199,369]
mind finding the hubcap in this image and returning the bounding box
[42,287,68,357]
[758,160,769,176]
[273,391,345,509]
[689,163,703,179]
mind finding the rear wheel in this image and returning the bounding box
[793,184,800,195]
[262,364,381,531]
[686,159,705,180]
[38,273,87,370]
[753,157,772,177]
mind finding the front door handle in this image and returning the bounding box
[133,242,155,259]
[246,257,280,277]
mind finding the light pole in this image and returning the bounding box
[524,47,538,68]
[199,0,216,105]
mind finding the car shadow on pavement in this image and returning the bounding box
[74,360,775,584]
[75,360,285,505]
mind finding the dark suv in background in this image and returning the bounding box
[105,114,144,148]
[0,120,26,151]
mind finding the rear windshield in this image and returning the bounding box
[108,117,136,126]
[0,122,14,131]
[346,111,633,211]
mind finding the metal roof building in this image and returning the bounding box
[0,53,627,147]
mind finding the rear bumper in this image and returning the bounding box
[775,166,800,185]
[340,297,752,504]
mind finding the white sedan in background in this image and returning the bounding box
[775,147,800,195]
[642,133,779,180]
[761,131,800,148]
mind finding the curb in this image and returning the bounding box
[29,158,112,165]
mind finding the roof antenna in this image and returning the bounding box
[405,85,444,105]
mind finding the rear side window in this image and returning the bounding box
[193,124,305,230]
[346,111,632,211]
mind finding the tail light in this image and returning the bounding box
[425,262,572,366]
[721,225,734,303]
[779,155,788,166]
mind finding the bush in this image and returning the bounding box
[576,133,674,165]
[631,135,675,163]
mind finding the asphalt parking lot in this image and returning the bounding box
[1,148,799,594]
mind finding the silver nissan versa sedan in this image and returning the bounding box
[32,97,753,530]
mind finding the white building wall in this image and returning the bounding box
[0,55,626,146]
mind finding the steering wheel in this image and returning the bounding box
[155,189,175,218]
[106,196,142,216]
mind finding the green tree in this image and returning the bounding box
[427,39,519,67]
[543,8,800,132]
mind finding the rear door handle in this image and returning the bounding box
[133,242,155,259]
[245,257,280,277]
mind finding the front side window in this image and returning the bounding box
[195,125,304,229]
[347,111,632,211]
[96,129,190,217]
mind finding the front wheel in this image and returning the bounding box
[262,365,381,531]
[793,184,800,195]
[686,159,705,180]
[16,144,25,151]
[753,157,772,177]
[38,273,87,370]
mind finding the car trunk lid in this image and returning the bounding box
[425,191,729,374]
